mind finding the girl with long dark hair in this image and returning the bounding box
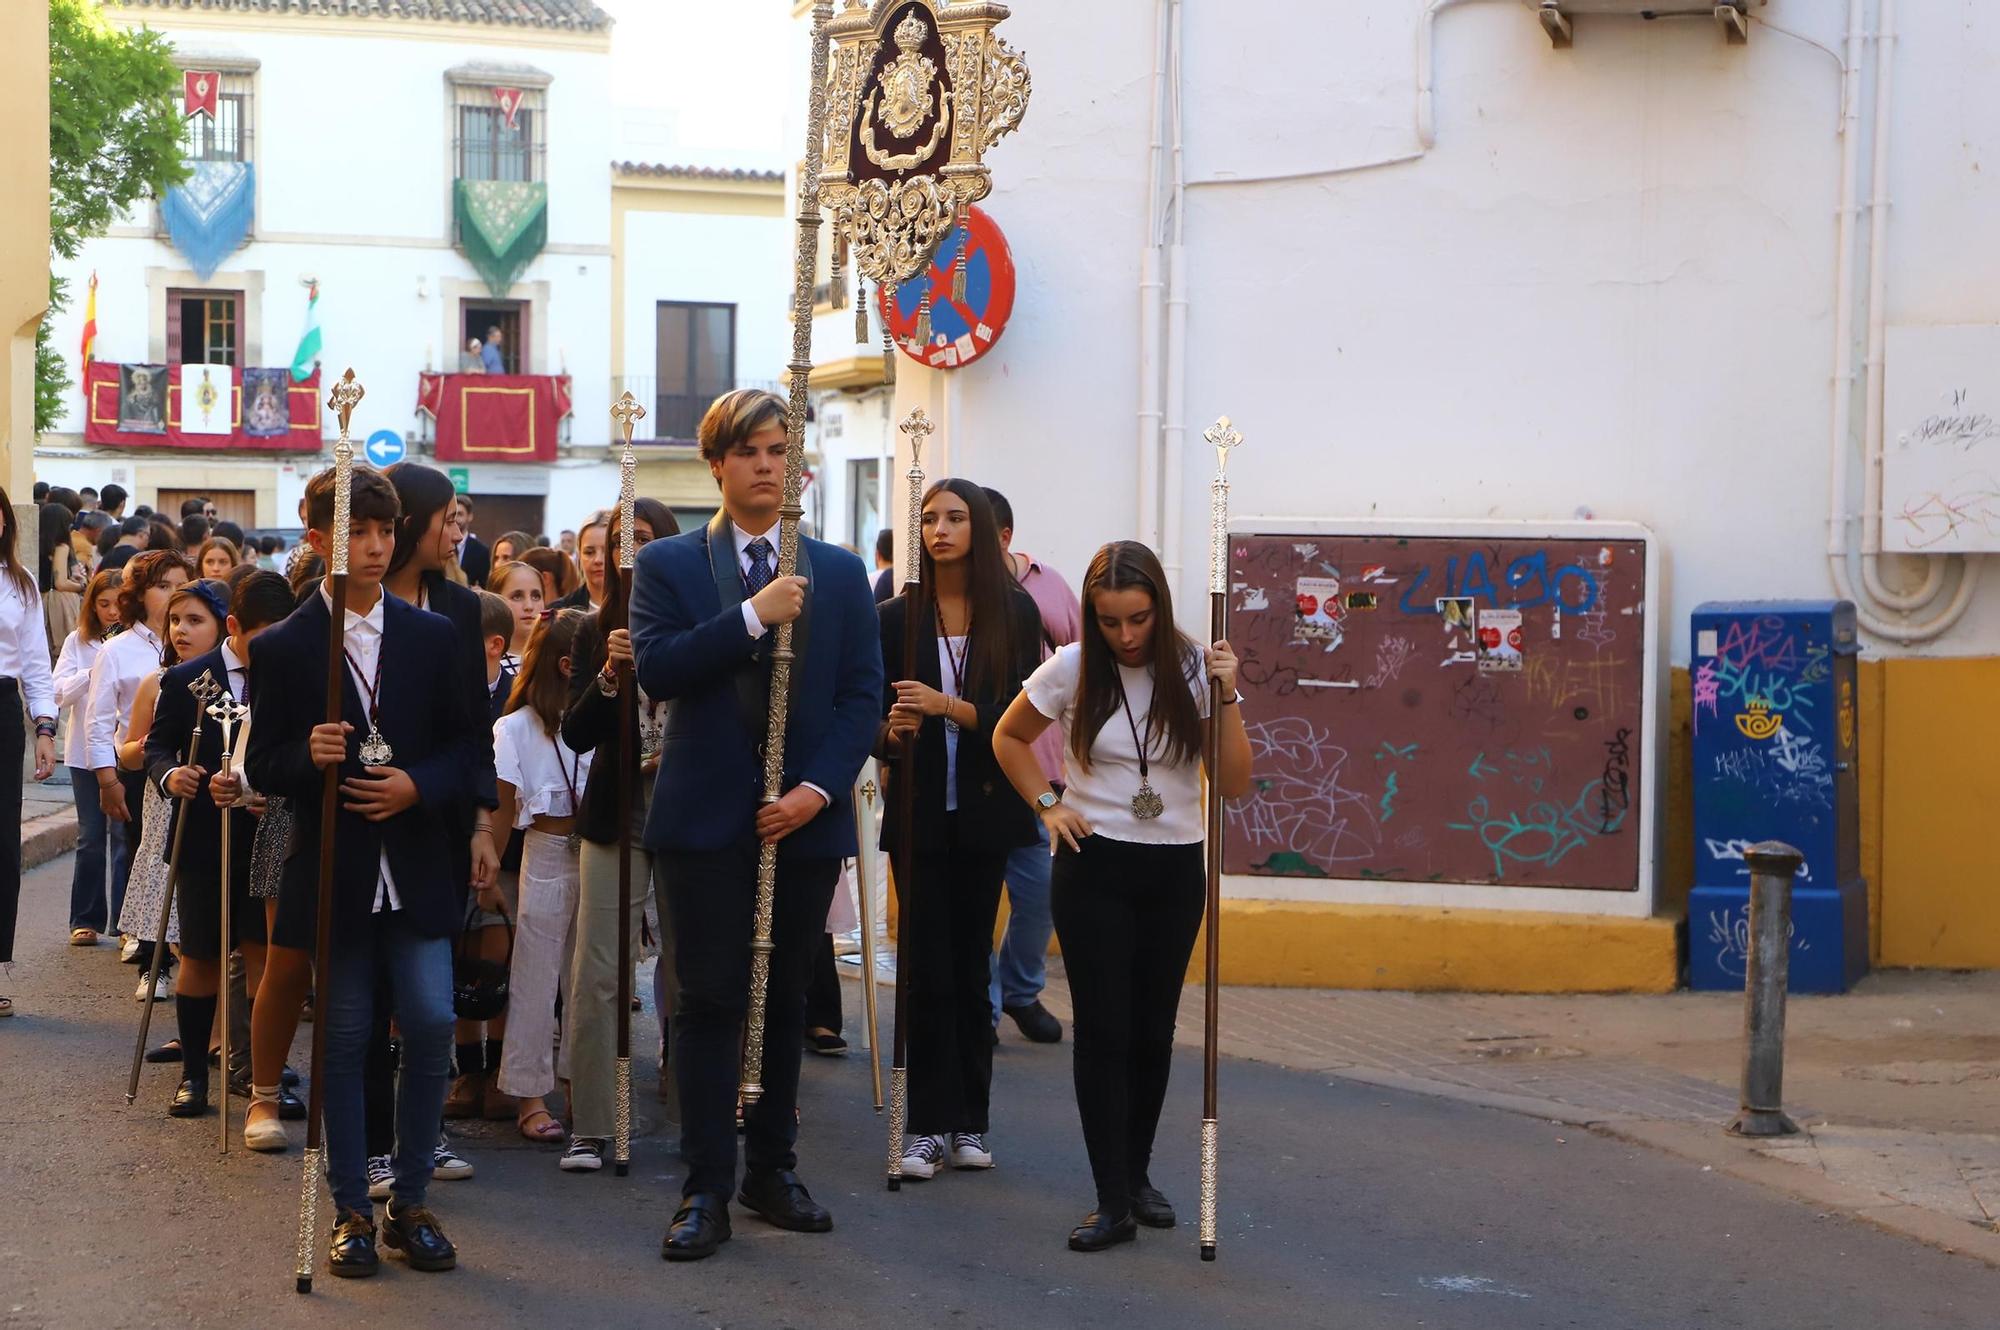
[880,479,1045,1179]
[487,609,591,1145]
[553,511,611,612]
[55,569,123,945]
[40,501,85,662]
[0,489,59,1015]
[992,540,1250,1252]
[558,496,676,1172]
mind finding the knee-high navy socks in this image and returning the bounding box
[176,992,217,1087]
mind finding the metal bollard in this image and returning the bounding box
[1727,841,1803,1138]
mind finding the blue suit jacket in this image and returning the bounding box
[243,589,482,943]
[629,511,883,858]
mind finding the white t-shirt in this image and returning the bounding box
[493,707,593,829]
[1023,641,1209,846]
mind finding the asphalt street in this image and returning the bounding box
[3,851,1997,1329]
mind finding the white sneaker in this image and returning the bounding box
[432,1136,474,1181]
[120,935,141,963]
[134,971,171,1001]
[899,1133,945,1181]
[560,1137,605,1173]
[951,1132,994,1170]
[365,1155,395,1200]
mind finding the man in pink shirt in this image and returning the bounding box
[982,489,1081,1044]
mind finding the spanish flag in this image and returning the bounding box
[78,270,98,368]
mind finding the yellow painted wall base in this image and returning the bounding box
[1189,900,1679,993]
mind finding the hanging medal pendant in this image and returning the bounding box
[567,832,583,855]
[358,728,394,768]
[1132,781,1165,821]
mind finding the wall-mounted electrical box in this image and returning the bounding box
[1522,0,1764,47]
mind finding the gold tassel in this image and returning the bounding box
[881,312,897,386]
[830,231,847,310]
[856,271,871,345]
[916,290,932,348]
[951,227,969,303]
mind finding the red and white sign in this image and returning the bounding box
[493,87,526,130]
[880,205,1017,371]
[184,70,220,120]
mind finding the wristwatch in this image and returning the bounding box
[1035,790,1061,812]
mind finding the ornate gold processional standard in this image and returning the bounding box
[739,0,1030,1107]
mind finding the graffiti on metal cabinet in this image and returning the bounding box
[1703,836,1814,884]
[1446,777,1630,880]
[1232,718,1381,876]
[1396,550,1602,618]
[1707,903,1807,981]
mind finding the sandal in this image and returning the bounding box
[144,1038,183,1064]
[517,1107,567,1144]
[69,928,98,947]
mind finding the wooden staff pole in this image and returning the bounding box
[885,408,931,1190]
[609,390,645,1176]
[1199,416,1242,1263]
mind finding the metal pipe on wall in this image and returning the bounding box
[1136,0,1169,553]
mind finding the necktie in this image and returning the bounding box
[745,538,774,595]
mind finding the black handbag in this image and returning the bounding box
[453,900,513,1021]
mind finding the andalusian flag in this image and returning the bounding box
[289,280,322,382]
[78,271,98,368]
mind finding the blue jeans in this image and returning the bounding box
[68,766,124,933]
[990,819,1055,1020]
[322,911,455,1216]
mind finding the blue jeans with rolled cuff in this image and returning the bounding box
[68,765,125,934]
[990,818,1055,1021]
[321,909,455,1216]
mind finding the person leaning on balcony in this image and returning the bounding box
[481,327,505,375]
[461,339,485,375]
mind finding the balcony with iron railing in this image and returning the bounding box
[609,377,790,444]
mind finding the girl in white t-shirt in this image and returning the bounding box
[483,609,592,1147]
[993,540,1250,1254]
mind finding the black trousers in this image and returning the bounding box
[898,828,1008,1136]
[660,842,838,1199]
[0,682,22,964]
[803,932,842,1034]
[1050,836,1205,1215]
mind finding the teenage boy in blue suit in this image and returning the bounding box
[629,388,883,1261]
[246,465,483,1280]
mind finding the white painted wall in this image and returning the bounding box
[618,206,792,385]
[814,0,2000,663]
[41,16,612,463]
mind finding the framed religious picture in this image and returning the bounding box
[242,367,291,438]
[119,364,168,434]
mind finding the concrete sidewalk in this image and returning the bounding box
[1035,968,2000,1265]
[20,759,78,870]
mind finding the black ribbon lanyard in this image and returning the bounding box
[1111,664,1164,820]
[343,643,393,767]
[558,740,583,851]
[935,598,970,734]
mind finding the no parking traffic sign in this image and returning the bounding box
[880,205,1016,371]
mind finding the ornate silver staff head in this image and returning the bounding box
[899,408,935,587]
[1203,416,1244,596]
[611,390,647,572]
[326,370,366,578]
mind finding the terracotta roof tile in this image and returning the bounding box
[109,0,611,31]
[612,161,785,183]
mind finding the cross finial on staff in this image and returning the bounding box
[611,390,647,444]
[1205,416,1244,472]
[328,369,365,438]
[206,687,249,745]
[899,407,935,466]
[190,670,224,711]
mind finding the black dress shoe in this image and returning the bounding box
[143,1040,181,1064]
[661,1193,732,1261]
[281,1065,301,1089]
[1131,1185,1176,1229]
[737,1168,833,1232]
[804,1030,848,1056]
[1069,1210,1138,1252]
[382,1204,457,1272]
[1004,1000,1064,1044]
[276,1086,307,1120]
[168,1079,209,1118]
[328,1209,379,1279]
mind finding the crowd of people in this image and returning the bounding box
[0,385,1250,1277]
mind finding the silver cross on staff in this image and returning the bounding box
[206,686,250,763]
[189,670,225,716]
[1204,416,1244,596]
[611,391,647,570]
[1204,415,1244,474]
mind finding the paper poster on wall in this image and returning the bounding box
[1477,607,1523,672]
[1295,576,1343,641]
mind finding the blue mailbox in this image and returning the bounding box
[1688,601,1866,993]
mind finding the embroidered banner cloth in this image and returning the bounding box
[420,373,568,462]
[86,363,321,451]
[161,160,255,281]
[454,179,547,298]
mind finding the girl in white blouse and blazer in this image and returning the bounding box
[53,568,123,943]
[0,489,62,1015]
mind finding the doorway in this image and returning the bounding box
[467,494,547,551]
[461,300,527,375]
[157,488,257,529]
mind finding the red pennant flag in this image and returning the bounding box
[79,271,98,368]
[184,70,220,120]
[493,87,525,130]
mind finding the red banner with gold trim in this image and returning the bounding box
[82,362,321,452]
[420,373,569,462]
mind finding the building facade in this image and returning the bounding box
[39,0,616,537]
[797,0,2000,986]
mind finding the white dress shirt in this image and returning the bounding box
[729,520,827,809]
[84,622,163,771]
[0,570,58,723]
[53,630,106,769]
[320,583,402,913]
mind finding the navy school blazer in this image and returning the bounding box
[628,509,884,858]
[242,589,483,943]
[142,646,256,886]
